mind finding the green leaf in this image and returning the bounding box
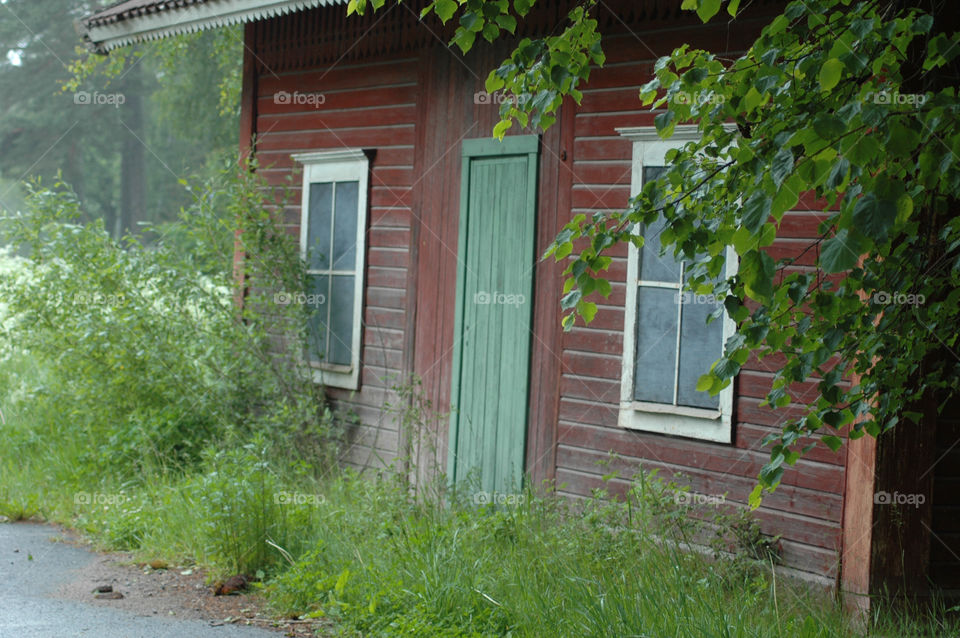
[741,192,772,234]
[485,71,505,93]
[712,357,741,379]
[822,434,843,452]
[577,300,598,323]
[560,289,581,310]
[851,194,897,243]
[452,28,477,53]
[826,157,850,190]
[819,58,844,92]
[434,0,458,22]
[887,121,920,159]
[770,148,794,187]
[812,114,846,141]
[727,0,741,16]
[743,86,764,112]
[696,0,721,22]
[740,250,775,299]
[772,179,800,219]
[696,374,714,392]
[495,13,517,33]
[820,229,865,272]
[732,226,754,254]
[482,22,499,42]
[492,119,512,139]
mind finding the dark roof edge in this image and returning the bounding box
[79,0,344,53]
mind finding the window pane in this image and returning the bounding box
[639,166,681,283]
[305,273,331,363]
[676,296,723,409]
[332,181,359,271]
[643,166,667,183]
[639,214,683,283]
[633,286,678,403]
[307,182,333,270]
[327,274,356,366]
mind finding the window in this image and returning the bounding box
[616,125,736,442]
[292,148,369,390]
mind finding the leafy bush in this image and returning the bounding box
[0,161,336,478]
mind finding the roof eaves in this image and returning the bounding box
[79,0,345,53]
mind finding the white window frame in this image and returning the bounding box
[292,148,369,391]
[616,124,736,443]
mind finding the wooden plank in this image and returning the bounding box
[552,468,842,577]
[524,94,569,487]
[575,111,657,137]
[557,421,845,494]
[840,429,877,612]
[257,146,413,170]
[558,397,618,428]
[572,137,632,161]
[569,160,633,185]
[257,58,419,95]
[571,185,632,210]
[561,350,622,380]
[557,443,843,522]
[257,126,416,152]
[366,266,406,288]
[736,422,847,466]
[258,105,417,133]
[233,21,259,311]
[367,247,409,269]
[369,208,413,228]
[257,85,417,115]
[367,227,410,249]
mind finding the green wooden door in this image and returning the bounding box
[449,136,539,495]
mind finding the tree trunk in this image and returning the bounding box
[119,64,146,238]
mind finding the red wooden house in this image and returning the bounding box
[80,0,960,608]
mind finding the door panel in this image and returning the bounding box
[449,136,539,495]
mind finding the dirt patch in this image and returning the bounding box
[48,526,328,637]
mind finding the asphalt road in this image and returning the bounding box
[0,523,279,638]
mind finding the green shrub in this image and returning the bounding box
[0,162,335,479]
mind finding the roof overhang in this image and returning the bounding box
[79,0,346,53]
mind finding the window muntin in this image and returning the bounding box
[293,149,369,390]
[305,180,359,367]
[616,125,735,443]
[633,166,723,411]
